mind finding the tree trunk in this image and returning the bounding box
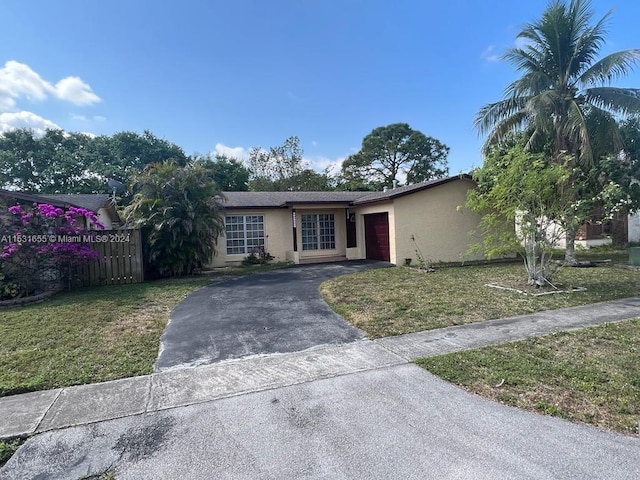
[564,225,578,266]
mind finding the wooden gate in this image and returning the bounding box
[74,229,144,286]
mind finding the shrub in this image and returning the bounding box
[242,246,274,266]
[0,203,102,297]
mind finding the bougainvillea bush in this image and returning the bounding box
[0,203,103,299]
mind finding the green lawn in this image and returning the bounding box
[0,277,213,397]
[0,263,294,398]
[321,256,640,338]
[416,319,640,435]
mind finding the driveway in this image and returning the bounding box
[154,260,390,371]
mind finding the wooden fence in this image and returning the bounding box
[74,229,144,286]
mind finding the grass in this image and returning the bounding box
[0,438,24,467]
[416,319,640,435]
[0,262,293,398]
[321,251,640,338]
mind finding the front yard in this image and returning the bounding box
[417,320,640,435]
[0,277,212,397]
[322,249,640,435]
[321,256,640,338]
[2,252,639,439]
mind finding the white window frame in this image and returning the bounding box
[225,215,265,255]
[301,213,335,251]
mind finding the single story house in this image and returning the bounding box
[210,174,485,267]
[0,190,120,229]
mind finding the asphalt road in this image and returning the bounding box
[3,364,638,480]
[154,261,389,371]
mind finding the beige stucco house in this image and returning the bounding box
[210,174,485,267]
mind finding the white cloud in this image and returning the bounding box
[0,60,101,112]
[53,76,101,105]
[93,115,106,121]
[70,113,87,121]
[0,111,60,136]
[514,36,533,50]
[480,45,500,63]
[311,140,318,147]
[214,143,249,160]
[306,155,345,175]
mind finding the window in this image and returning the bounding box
[226,215,265,255]
[301,214,335,250]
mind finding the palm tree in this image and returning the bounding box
[125,161,225,277]
[475,0,640,264]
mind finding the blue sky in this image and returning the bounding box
[1,0,640,177]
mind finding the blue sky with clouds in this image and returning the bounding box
[1,0,639,176]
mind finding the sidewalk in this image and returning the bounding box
[2,296,640,440]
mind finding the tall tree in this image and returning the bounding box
[340,123,449,191]
[0,128,188,195]
[475,0,640,264]
[193,154,250,191]
[248,136,334,191]
[88,130,188,186]
[124,161,224,277]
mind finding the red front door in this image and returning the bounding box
[364,213,390,262]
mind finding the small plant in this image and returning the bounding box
[410,234,434,271]
[0,271,20,300]
[242,246,274,266]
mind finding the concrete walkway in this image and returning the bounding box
[2,296,640,441]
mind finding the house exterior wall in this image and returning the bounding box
[210,205,351,267]
[392,179,484,264]
[95,207,114,230]
[209,208,293,267]
[629,212,640,243]
[350,202,396,262]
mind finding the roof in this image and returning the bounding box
[221,191,366,208]
[222,174,473,208]
[37,193,113,212]
[351,175,472,205]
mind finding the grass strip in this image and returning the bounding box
[416,319,640,435]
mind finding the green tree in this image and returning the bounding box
[124,161,224,277]
[0,128,187,195]
[0,128,46,191]
[468,140,575,285]
[248,136,334,191]
[0,129,97,193]
[341,123,449,191]
[475,0,640,264]
[193,154,250,191]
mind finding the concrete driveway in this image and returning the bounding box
[154,261,390,371]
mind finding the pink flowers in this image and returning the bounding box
[36,204,64,218]
[1,203,103,266]
[1,243,19,259]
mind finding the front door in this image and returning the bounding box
[364,213,390,262]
